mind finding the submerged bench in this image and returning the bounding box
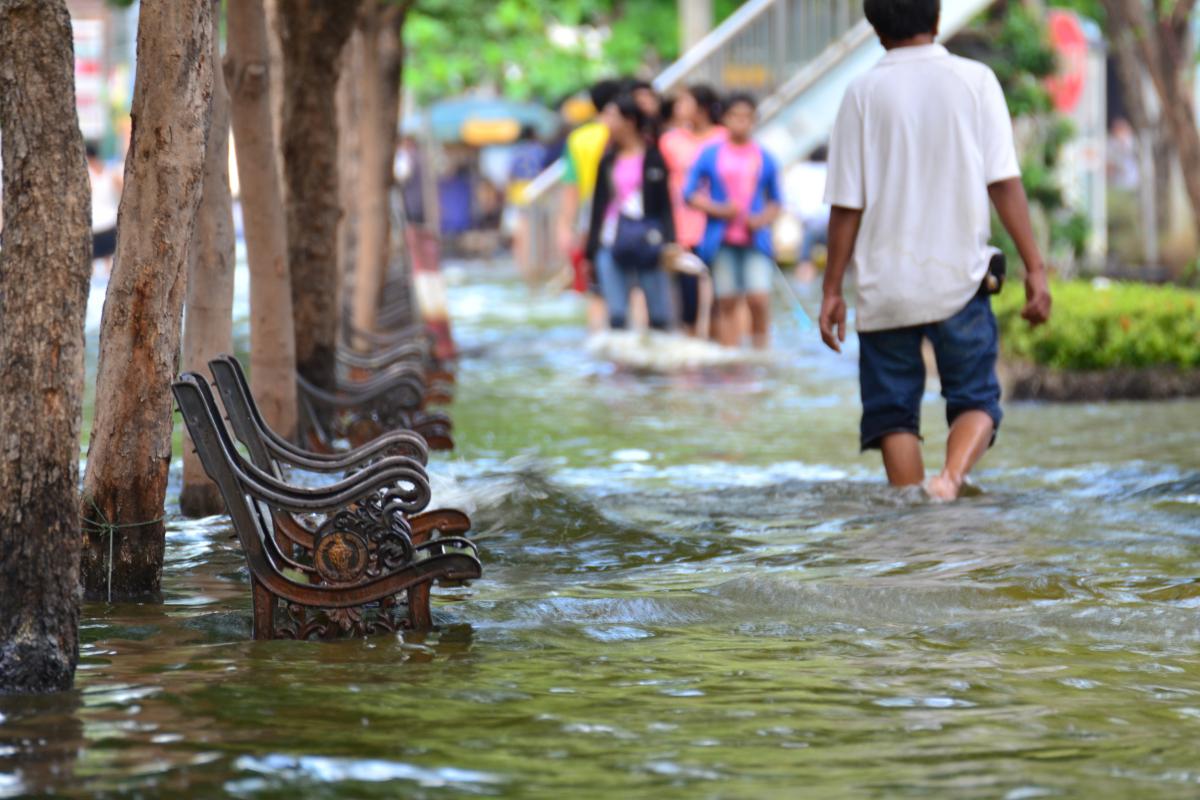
[296,371,455,453]
[173,373,481,639]
[208,354,472,546]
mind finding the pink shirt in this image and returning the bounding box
[606,152,644,223]
[716,140,763,246]
[660,126,727,248]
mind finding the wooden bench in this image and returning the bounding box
[208,354,472,548]
[173,372,481,639]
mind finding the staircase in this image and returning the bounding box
[523,0,996,280]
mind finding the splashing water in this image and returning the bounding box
[4,262,1200,798]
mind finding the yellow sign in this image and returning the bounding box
[461,118,521,146]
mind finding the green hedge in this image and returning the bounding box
[994,279,1200,370]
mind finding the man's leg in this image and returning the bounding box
[881,433,925,486]
[744,251,775,349]
[594,249,630,329]
[745,292,771,349]
[859,326,927,487]
[638,268,674,331]
[710,248,742,347]
[675,272,700,336]
[927,294,1003,500]
[926,411,993,500]
[716,298,742,347]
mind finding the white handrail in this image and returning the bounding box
[652,0,778,93]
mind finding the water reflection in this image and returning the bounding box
[3,264,1200,797]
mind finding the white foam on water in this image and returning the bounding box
[586,329,770,372]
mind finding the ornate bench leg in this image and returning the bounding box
[407,582,433,631]
[252,578,275,640]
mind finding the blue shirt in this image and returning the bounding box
[684,141,782,264]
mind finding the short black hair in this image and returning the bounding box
[724,92,757,113]
[864,0,940,41]
[589,79,622,114]
[688,84,723,124]
[659,95,676,123]
[610,92,650,134]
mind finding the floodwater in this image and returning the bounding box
[4,263,1200,798]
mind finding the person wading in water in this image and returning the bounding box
[819,0,1052,500]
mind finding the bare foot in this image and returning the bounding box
[924,473,961,502]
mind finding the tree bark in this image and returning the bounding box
[80,0,215,601]
[264,0,287,202]
[180,1,235,518]
[0,0,92,694]
[1110,0,1200,239]
[350,2,390,341]
[337,27,363,313]
[278,0,362,389]
[227,0,299,440]
[379,5,406,192]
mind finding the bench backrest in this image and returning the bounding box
[173,374,290,579]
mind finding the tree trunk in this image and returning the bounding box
[337,28,363,313]
[180,1,236,518]
[350,2,390,341]
[80,0,215,601]
[379,6,406,192]
[278,0,362,389]
[264,0,287,203]
[0,0,92,695]
[226,0,299,440]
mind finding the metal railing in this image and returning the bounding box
[522,0,866,282]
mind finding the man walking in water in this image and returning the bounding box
[819,0,1052,500]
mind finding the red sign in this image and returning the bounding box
[1045,10,1087,114]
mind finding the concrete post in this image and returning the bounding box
[679,0,713,51]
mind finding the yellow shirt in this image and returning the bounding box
[563,121,610,202]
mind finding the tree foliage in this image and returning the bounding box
[954,3,1090,265]
[404,0,744,103]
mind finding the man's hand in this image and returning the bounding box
[820,206,863,353]
[819,292,848,353]
[989,179,1052,327]
[748,209,778,231]
[711,201,738,220]
[688,191,737,220]
[1022,267,1052,327]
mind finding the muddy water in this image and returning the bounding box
[3,264,1200,798]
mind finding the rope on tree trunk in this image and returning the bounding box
[81,496,165,603]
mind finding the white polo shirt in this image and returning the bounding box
[824,44,1020,332]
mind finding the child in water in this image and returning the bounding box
[819,0,1052,500]
[685,93,782,349]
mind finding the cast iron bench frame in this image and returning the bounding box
[174,373,481,639]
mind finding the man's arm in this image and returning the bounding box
[684,151,736,220]
[819,206,863,353]
[750,155,784,229]
[687,192,736,220]
[557,182,580,257]
[988,178,1052,326]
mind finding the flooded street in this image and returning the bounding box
[4,263,1200,798]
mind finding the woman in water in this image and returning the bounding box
[584,93,676,331]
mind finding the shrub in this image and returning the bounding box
[994,279,1200,370]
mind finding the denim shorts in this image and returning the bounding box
[858,292,1003,451]
[711,246,774,299]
